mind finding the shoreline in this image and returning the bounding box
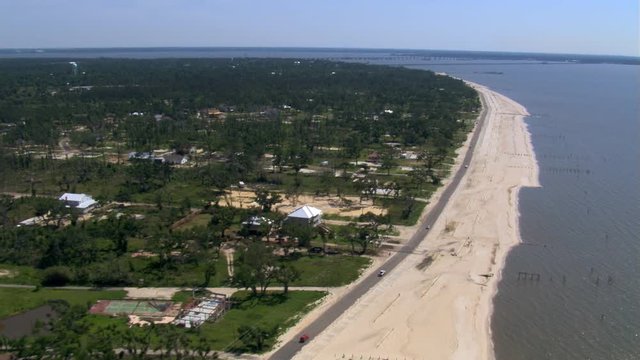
[286,82,539,360]
[470,82,541,360]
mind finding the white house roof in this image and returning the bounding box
[242,216,273,227]
[287,205,322,219]
[59,193,97,209]
[59,193,86,202]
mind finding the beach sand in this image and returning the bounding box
[284,83,540,360]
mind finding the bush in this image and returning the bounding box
[41,266,73,286]
[89,261,132,287]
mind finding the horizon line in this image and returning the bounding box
[0,46,638,60]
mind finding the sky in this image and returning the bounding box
[0,0,638,56]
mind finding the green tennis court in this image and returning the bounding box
[134,302,167,314]
[103,300,169,315]
[105,300,140,314]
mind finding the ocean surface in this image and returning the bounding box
[2,48,638,359]
[406,61,640,360]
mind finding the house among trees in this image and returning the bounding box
[58,193,97,213]
[128,151,187,165]
[241,216,274,234]
[162,153,189,165]
[285,205,323,227]
[128,151,163,163]
[153,114,174,122]
[199,108,225,120]
[368,151,381,163]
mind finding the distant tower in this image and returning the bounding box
[69,61,78,76]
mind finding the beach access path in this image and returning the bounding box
[268,83,539,360]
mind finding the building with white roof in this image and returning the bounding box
[285,205,323,227]
[58,193,98,213]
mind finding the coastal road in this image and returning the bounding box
[269,84,489,360]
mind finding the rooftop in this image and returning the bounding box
[287,205,322,219]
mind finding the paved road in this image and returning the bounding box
[0,284,336,293]
[269,87,489,360]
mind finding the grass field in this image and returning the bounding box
[197,291,326,352]
[286,255,371,287]
[174,213,213,230]
[128,254,229,287]
[0,264,42,286]
[0,288,126,318]
[374,198,428,226]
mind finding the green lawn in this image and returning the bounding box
[128,254,229,287]
[0,288,126,318]
[171,290,194,303]
[198,291,326,352]
[130,180,216,207]
[374,198,428,226]
[286,255,371,286]
[0,264,42,286]
[175,213,213,230]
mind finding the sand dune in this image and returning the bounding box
[289,83,540,360]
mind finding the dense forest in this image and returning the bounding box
[0,58,477,149]
[0,58,477,202]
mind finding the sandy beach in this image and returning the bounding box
[283,83,540,360]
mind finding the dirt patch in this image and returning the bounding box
[0,269,15,278]
[131,251,157,258]
[123,288,178,300]
[221,190,387,218]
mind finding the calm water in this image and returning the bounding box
[2,48,639,359]
[406,62,640,360]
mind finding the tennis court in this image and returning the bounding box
[90,300,173,315]
[105,300,143,314]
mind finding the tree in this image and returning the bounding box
[271,146,285,173]
[281,223,316,248]
[344,132,362,164]
[340,222,374,255]
[284,183,301,207]
[199,164,231,193]
[126,160,172,193]
[350,232,371,255]
[209,206,235,238]
[202,259,217,287]
[32,197,57,224]
[41,266,73,286]
[275,264,300,294]
[155,192,164,210]
[0,195,14,226]
[234,242,276,296]
[194,335,214,359]
[254,189,282,212]
[418,149,447,185]
[180,197,192,215]
[120,325,154,359]
[380,148,398,175]
[237,325,273,352]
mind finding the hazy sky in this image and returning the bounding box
[0,0,638,56]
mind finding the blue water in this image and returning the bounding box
[405,63,640,359]
[2,48,638,359]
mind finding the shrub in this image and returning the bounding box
[41,266,73,286]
